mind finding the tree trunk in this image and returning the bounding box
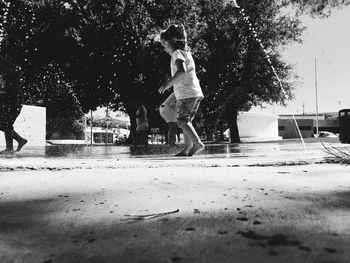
[125,104,137,145]
[226,108,241,143]
[205,125,214,142]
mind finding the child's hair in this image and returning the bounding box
[160,24,188,51]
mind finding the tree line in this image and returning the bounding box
[1,0,348,142]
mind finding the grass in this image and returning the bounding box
[322,142,350,164]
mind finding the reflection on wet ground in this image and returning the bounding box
[18,144,244,159]
[8,138,342,160]
[45,145,130,159]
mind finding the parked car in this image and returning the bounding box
[318,131,338,138]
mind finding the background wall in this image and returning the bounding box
[0,105,46,147]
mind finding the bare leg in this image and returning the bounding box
[181,122,205,156]
[175,128,193,156]
[13,130,27,152]
[168,122,177,146]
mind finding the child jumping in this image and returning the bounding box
[159,24,205,156]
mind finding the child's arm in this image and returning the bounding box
[159,59,186,94]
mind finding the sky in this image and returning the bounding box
[256,6,350,115]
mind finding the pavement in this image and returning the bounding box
[0,139,350,263]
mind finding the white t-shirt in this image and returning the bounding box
[171,49,204,100]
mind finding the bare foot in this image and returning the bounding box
[188,142,205,156]
[174,149,189,157]
[16,139,28,152]
[174,145,193,156]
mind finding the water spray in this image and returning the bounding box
[223,0,306,150]
[224,0,285,94]
[292,114,307,151]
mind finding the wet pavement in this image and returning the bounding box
[0,138,347,172]
[1,137,342,160]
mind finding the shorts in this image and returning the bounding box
[176,97,202,126]
[159,93,177,123]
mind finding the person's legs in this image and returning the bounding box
[175,98,205,156]
[0,129,15,154]
[13,130,27,152]
[176,129,181,142]
[175,97,205,157]
[1,104,24,154]
[160,93,177,147]
[135,122,149,147]
[180,122,205,156]
[142,131,148,146]
[175,128,193,156]
[135,131,142,145]
[167,122,177,146]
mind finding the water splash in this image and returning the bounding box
[211,1,299,143]
[233,5,308,148]
[237,7,285,95]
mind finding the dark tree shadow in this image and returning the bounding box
[0,193,348,263]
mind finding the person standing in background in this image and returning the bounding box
[135,101,149,146]
[159,92,178,147]
[0,55,27,155]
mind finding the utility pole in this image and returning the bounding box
[302,101,306,115]
[105,104,109,146]
[90,110,93,146]
[315,58,319,137]
[84,114,87,146]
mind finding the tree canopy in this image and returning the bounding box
[1,0,348,141]
[285,0,350,17]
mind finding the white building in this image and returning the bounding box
[85,127,130,145]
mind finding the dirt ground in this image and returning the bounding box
[0,142,350,263]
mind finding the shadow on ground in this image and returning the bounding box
[0,192,349,263]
